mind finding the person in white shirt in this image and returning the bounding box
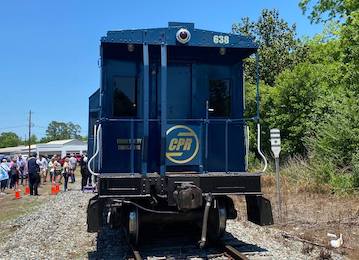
[17,154,27,186]
[38,155,48,184]
[69,154,77,183]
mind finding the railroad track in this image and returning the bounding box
[128,242,249,260]
[95,222,268,259]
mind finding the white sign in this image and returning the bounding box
[270,128,281,158]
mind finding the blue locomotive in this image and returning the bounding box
[87,22,273,246]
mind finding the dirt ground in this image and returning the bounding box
[233,175,359,259]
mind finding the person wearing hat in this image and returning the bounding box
[27,153,40,196]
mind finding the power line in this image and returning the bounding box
[0,125,27,131]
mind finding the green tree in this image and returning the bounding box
[42,121,82,142]
[267,32,343,156]
[0,132,22,148]
[300,0,359,89]
[23,134,38,145]
[306,94,359,168]
[232,9,307,86]
[299,0,359,24]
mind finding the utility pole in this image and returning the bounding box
[28,110,32,157]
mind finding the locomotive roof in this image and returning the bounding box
[101,22,257,51]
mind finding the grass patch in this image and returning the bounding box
[0,196,43,223]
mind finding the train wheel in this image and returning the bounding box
[208,198,227,241]
[128,207,139,245]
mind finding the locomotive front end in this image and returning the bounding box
[87,22,273,245]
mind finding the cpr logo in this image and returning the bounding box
[166,125,199,164]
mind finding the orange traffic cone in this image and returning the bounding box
[15,189,21,199]
[25,186,30,195]
[51,185,57,195]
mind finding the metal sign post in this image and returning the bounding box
[270,128,282,222]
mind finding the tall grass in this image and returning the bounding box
[263,155,359,194]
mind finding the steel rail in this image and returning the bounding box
[220,242,249,260]
[130,244,142,260]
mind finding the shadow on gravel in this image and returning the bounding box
[88,223,267,259]
[88,228,129,259]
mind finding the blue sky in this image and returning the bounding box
[0,0,322,139]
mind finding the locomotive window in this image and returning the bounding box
[209,79,231,117]
[113,77,137,117]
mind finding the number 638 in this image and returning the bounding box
[213,35,229,44]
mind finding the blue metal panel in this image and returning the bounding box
[142,44,149,175]
[95,22,252,175]
[101,22,258,51]
[167,65,191,119]
[160,45,167,176]
[100,120,142,173]
[89,89,100,109]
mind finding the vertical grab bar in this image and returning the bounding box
[199,121,204,173]
[245,124,250,171]
[130,119,134,174]
[142,43,149,176]
[205,101,209,172]
[92,124,97,172]
[160,44,167,176]
[225,119,229,173]
[88,124,102,176]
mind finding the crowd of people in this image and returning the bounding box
[0,153,92,196]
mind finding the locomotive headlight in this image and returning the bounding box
[219,47,226,55]
[176,28,191,44]
[127,44,135,52]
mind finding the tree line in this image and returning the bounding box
[0,121,84,148]
[232,0,359,191]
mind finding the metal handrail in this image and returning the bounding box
[88,124,102,176]
[98,118,251,174]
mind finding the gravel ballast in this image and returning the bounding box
[0,188,346,259]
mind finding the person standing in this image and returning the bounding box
[0,159,10,194]
[38,155,48,184]
[62,158,70,191]
[80,153,89,191]
[69,154,77,183]
[54,155,62,184]
[17,155,26,186]
[28,153,40,196]
[9,158,19,190]
[48,157,56,184]
[7,158,15,189]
